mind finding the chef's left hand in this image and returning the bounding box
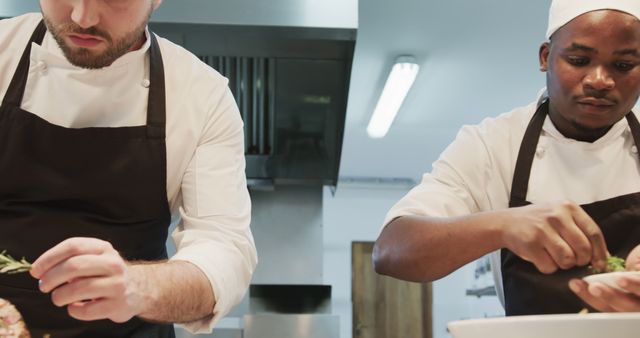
[29,237,143,323]
[568,244,640,312]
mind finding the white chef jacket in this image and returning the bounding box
[0,14,257,333]
[383,92,640,305]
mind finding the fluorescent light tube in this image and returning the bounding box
[367,56,419,138]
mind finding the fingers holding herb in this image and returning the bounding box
[577,246,640,312]
[32,238,144,323]
[504,201,608,273]
[570,206,608,271]
[588,244,640,274]
[0,251,31,275]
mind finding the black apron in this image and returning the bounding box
[0,21,175,337]
[501,100,640,315]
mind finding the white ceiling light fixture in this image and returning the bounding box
[367,56,420,139]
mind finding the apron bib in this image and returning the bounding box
[0,21,175,337]
[501,100,640,315]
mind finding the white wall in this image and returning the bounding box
[0,1,38,16]
[341,0,550,181]
[322,183,504,338]
[322,183,406,338]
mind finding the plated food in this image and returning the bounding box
[582,271,640,292]
[582,255,640,292]
[0,299,30,338]
[590,255,626,274]
[0,252,32,337]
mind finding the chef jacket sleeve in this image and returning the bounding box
[383,123,495,229]
[169,85,257,333]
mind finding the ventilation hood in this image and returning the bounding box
[151,23,356,188]
[150,0,357,188]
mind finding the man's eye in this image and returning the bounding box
[615,62,636,72]
[566,56,589,66]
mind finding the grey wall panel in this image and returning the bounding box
[244,314,339,338]
[153,0,357,28]
[250,186,323,284]
[0,1,39,17]
[167,186,324,285]
[0,0,358,29]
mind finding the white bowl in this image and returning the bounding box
[448,313,640,338]
[582,271,640,292]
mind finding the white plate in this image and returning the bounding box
[448,313,640,338]
[582,271,640,292]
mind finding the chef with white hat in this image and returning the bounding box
[374,0,640,314]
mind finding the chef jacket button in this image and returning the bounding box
[632,146,638,154]
[141,79,150,88]
[36,61,47,72]
[535,146,545,157]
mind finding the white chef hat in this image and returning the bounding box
[546,0,640,39]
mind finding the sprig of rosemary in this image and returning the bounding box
[0,250,31,274]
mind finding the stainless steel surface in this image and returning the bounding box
[174,317,244,338]
[152,22,354,186]
[244,314,339,338]
[175,327,242,338]
[250,186,323,285]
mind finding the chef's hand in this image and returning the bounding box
[29,237,143,323]
[626,244,640,271]
[568,245,640,312]
[502,201,608,274]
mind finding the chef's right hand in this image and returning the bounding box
[501,201,608,274]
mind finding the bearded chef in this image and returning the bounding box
[374,0,640,314]
[0,1,256,337]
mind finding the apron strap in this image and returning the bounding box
[2,21,167,140]
[2,20,47,107]
[509,100,640,206]
[146,33,166,140]
[626,111,640,163]
[508,100,548,206]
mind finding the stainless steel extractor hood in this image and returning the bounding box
[149,22,356,187]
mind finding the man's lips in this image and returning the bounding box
[577,97,615,107]
[67,33,105,48]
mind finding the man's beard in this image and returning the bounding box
[43,15,150,69]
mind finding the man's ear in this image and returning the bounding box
[153,0,163,10]
[539,42,550,72]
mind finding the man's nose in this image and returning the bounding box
[583,65,615,92]
[70,0,100,29]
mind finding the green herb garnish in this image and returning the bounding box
[590,255,626,274]
[0,250,31,274]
